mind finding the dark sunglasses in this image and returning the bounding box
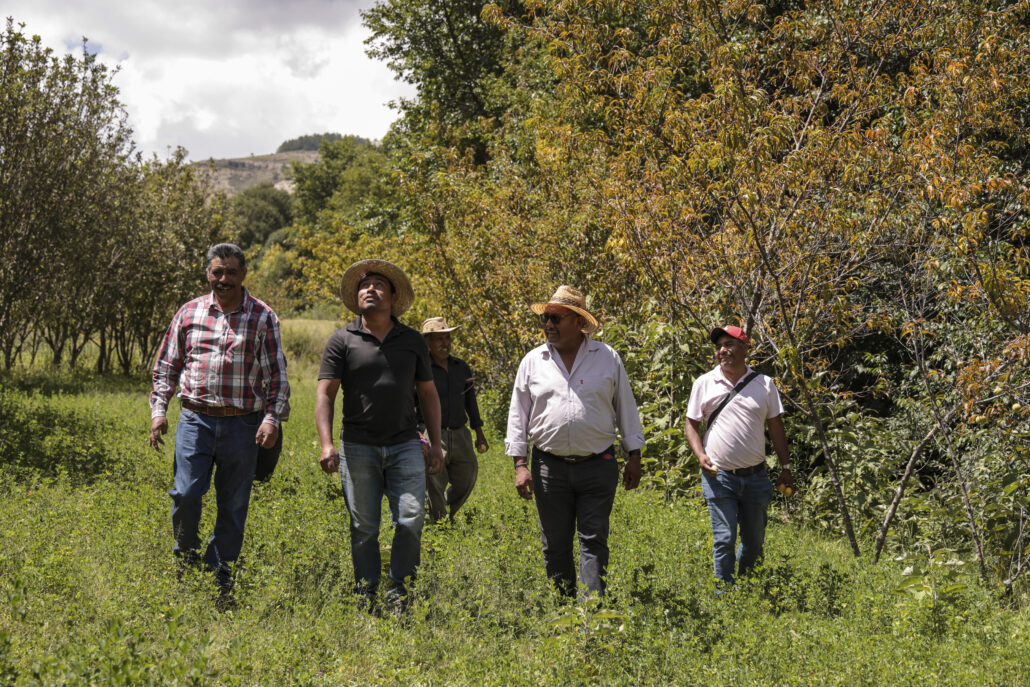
[539,312,572,325]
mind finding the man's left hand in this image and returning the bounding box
[623,453,642,490]
[426,444,444,475]
[255,422,278,448]
[475,429,488,454]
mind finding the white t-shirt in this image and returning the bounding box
[686,365,783,470]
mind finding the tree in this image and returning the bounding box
[0,18,136,368]
[230,182,293,251]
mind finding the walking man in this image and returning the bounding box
[506,285,645,598]
[149,243,290,601]
[315,259,443,611]
[685,325,793,585]
[421,317,489,523]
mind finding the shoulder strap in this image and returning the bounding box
[705,371,759,431]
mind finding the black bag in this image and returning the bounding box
[254,425,283,482]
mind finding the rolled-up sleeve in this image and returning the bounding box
[504,357,532,457]
[612,352,645,452]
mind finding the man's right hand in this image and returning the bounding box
[514,464,534,499]
[319,446,340,474]
[149,417,168,449]
[698,452,717,477]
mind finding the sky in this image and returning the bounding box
[3,0,416,161]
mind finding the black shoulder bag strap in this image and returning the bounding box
[705,371,759,431]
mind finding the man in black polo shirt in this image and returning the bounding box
[315,259,443,611]
[420,317,489,522]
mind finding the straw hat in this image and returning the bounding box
[339,259,414,316]
[530,285,599,334]
[421,317,459,335]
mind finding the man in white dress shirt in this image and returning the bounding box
[685,325,792,585]
[506,285,645,598]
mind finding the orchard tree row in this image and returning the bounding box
[0,19,226,373]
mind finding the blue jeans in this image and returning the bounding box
[339,440,426,598]
[169,409,262,570]
[702,467,774,583]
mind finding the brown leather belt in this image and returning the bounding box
[181,399,255,417]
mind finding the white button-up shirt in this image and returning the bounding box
[505,337,645,457]
[686,365,783,470]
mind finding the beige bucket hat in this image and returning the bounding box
[340,259,414,317]
[530,285,599,334]
[421,317,459,334]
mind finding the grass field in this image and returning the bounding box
[1,328,1028,685]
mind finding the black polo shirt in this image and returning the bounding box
[318,316,432,446]
[431,356,484,430]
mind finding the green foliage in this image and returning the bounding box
[276,132,350,153]
[602,303,710,496]
[0,18,228,375]
[0,386,125,483]
[1,363,1029,684]
[229,182,293,252]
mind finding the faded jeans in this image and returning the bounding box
[702,466,774,584]
[339,439,426,598]
[169,409,261,571]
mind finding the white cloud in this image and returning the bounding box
[3,0,415,160]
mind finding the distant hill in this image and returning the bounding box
[194,150,319,197]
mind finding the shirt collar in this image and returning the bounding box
[347,314,400,336]
[714,363,754,386]
[544,336,596,360]
[206,287,251,315]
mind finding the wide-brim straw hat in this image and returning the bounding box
[530,285,599,334]
[340,259,414,317]
[421,317,459,334]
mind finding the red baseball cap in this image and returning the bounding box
[710,325,749,345]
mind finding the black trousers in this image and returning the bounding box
[531,448,619,597]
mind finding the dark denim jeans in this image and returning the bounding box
[702,467,774,584]
[532,451,620,597]
[339,440,426,599]
[169,409,261,571]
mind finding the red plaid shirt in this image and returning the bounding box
[150,288,290,426]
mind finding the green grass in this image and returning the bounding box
[1,346,1028,685]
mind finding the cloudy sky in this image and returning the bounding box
[4,0,415,161]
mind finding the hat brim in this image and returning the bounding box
[530,302,599,334]
[340,259,414,317]
[423,326,459,334]
[710,327,747,345]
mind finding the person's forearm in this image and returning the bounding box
[685,419,705,458]
[767,416,790,465]
[314,392,335,450]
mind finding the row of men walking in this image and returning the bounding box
[148,244,793,611]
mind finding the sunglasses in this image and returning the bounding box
[539,312,572,325]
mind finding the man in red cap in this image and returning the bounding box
[685,325,792,585]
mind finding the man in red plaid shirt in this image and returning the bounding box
[149,243,290,602]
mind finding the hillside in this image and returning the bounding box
[193,150,319,196]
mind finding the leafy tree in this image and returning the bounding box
[230,182,293,251]
[0,18,135,368]
[364,0,526,161]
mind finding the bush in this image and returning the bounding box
[0,386,123,483]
